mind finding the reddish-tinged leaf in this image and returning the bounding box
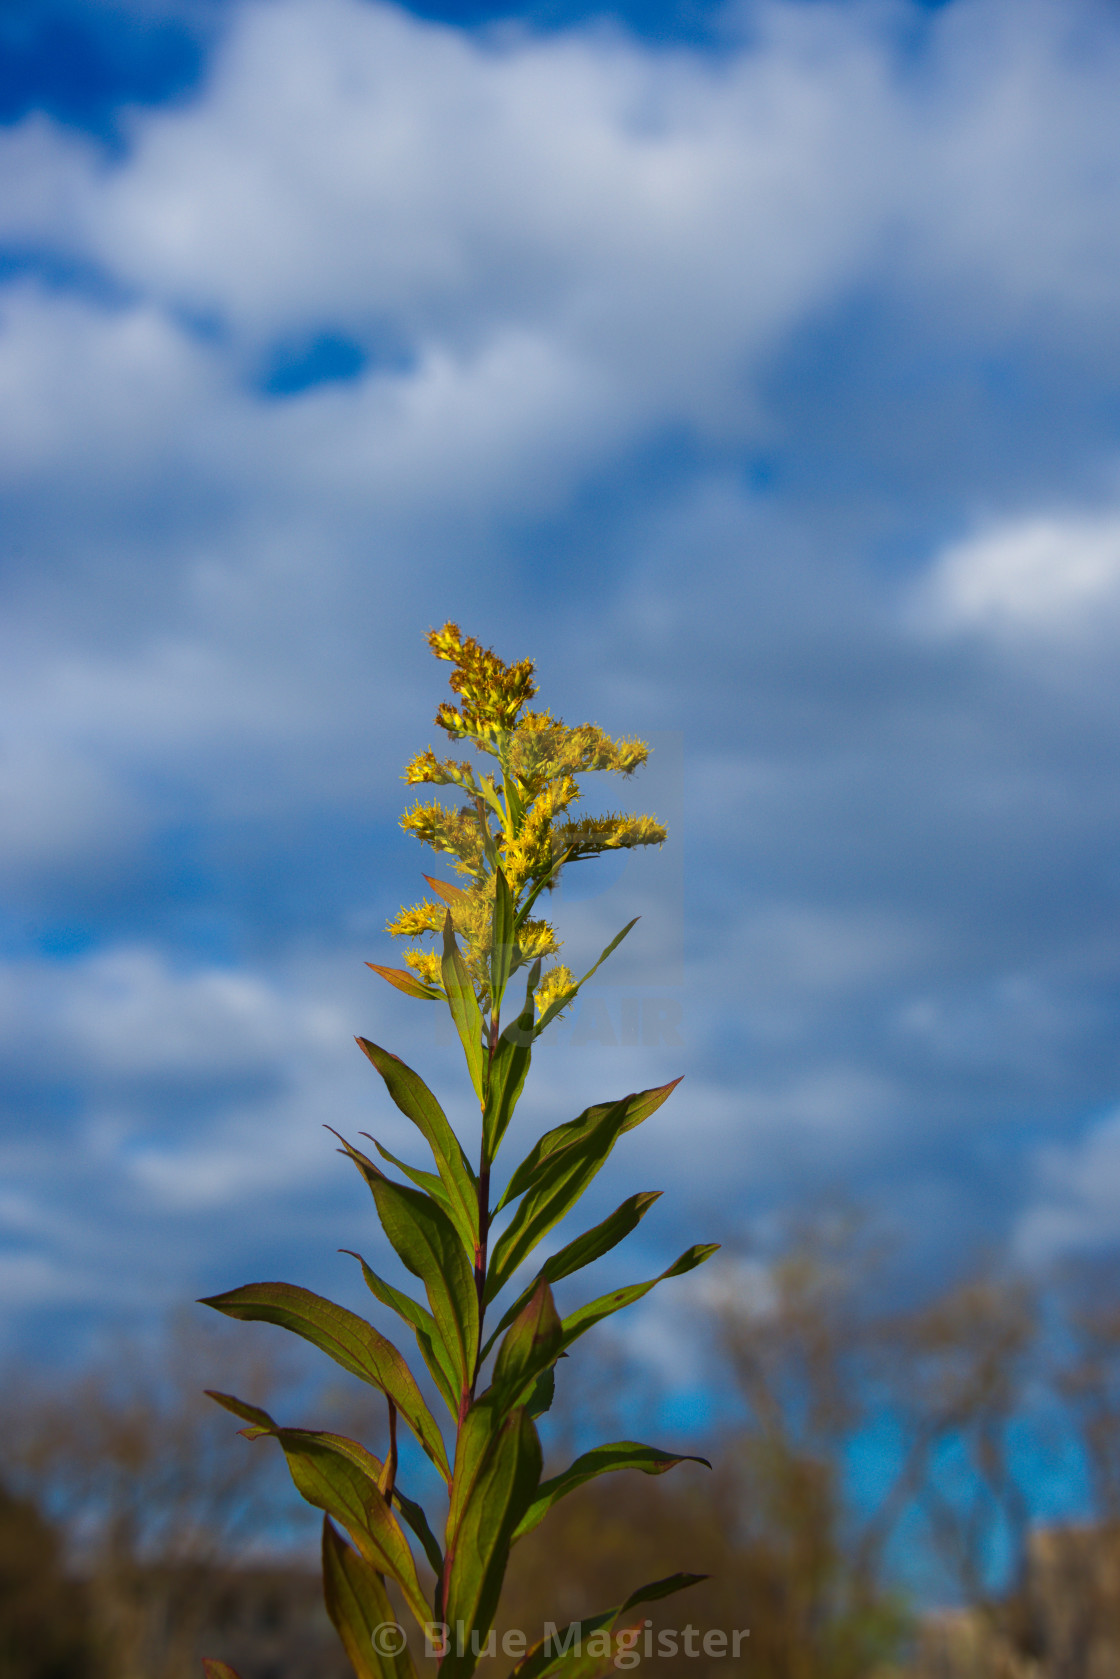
[424,874,467,904]
[487,1281,563,1418]
[558,1245,721,1352]
[441,1404,542,1679]
[440,913,485,1102]
[356,1040,477,1252]
[322,1518,419,1679]
[497,1080,682,1212]
[514,1442,711,1540]
[366,963,442,1000]
[206,1392,430,1629]
[199,1282,449,1480]
[483,1191,661,1358]
[508,1574,706,1679]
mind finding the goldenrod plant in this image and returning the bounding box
[200,626,717,1679]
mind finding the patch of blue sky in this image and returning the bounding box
[20,810,408,957]
[259,331,371,397]
[0,0,211,142]
[0,245,133,307]
[752,289,1120,528]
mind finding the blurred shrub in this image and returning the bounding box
[0,1481,92,1679]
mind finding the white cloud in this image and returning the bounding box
[922,509,1120,634]
[4,0,1116,510]
[1014,1108,1120,1263]
[0,739,144,883]
[0,944,351,1080]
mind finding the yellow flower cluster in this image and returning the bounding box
[386,624,666,1019]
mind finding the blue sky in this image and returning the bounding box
[4,0,1120,1402]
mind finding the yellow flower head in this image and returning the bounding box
[386,624,666,1017]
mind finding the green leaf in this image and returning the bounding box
[366,962,443,1001]
[514,1441,711,1541]
[339,1146,478,1401]
[322,1518,420,1679]
[508,1574,706,1679]
[489,862,516,1015]
[526,1365,556,1420]
[617,1573,708,1615]
[441,913,486,1103]
[206,1393,430,1629]
[512,846,573,935]
[393,1487,444,1580]
[482,965,538,1160]
[487,1281,564,1418]
[558,1245,721,1352]
[199,1282,450,1481]
[497,1080,681,1213]
[534,918,639,1037]
[487,1104,670,1306]
[356,1039,478,1250]
[204,1388,274,1431]
[368,1138,450,1206]
[334,1129,456,1235]
[441,1403,542,1679]
[343,1250,459,1418]
[484,1192,661,1357]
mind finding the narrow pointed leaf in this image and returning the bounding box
[488,1104,666,1305]
[440,914,485,1102]
[526,1365,555,1420]
[366,963,443,1001]
[338,1145,478,1399]
[509,1573,705,1679]
[497,1080,681,1213]
[199,1282,449,1480]
[322,1518,419,1679]
[335,1129,454,1231]
[483,994,535,1160]
[393,1487,444,1580]
[558,1245,721,1352]
[204,1388,274,1431]
[489,862,516,1015]
[618,1573,709,1616]
[484,1192,662,1357]
[441,1404,542,1679]
[356,1039,477,1248]
[343,1250,459,1416]
[206,1393,430,1628]
[487,1281,564,1417]
[512,847,572,934]
[514,1441,711,1541]
[424,874,468,904]
[342,1250,432,1339]
[368,1138,450,1208]
[534,918,638,1036]
[284,1442,431,1628]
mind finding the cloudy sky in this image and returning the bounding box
[4,0,1120,1384]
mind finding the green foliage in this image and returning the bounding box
[201,627,714,1679]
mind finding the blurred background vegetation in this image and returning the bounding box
[5,1218,1120,1679]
